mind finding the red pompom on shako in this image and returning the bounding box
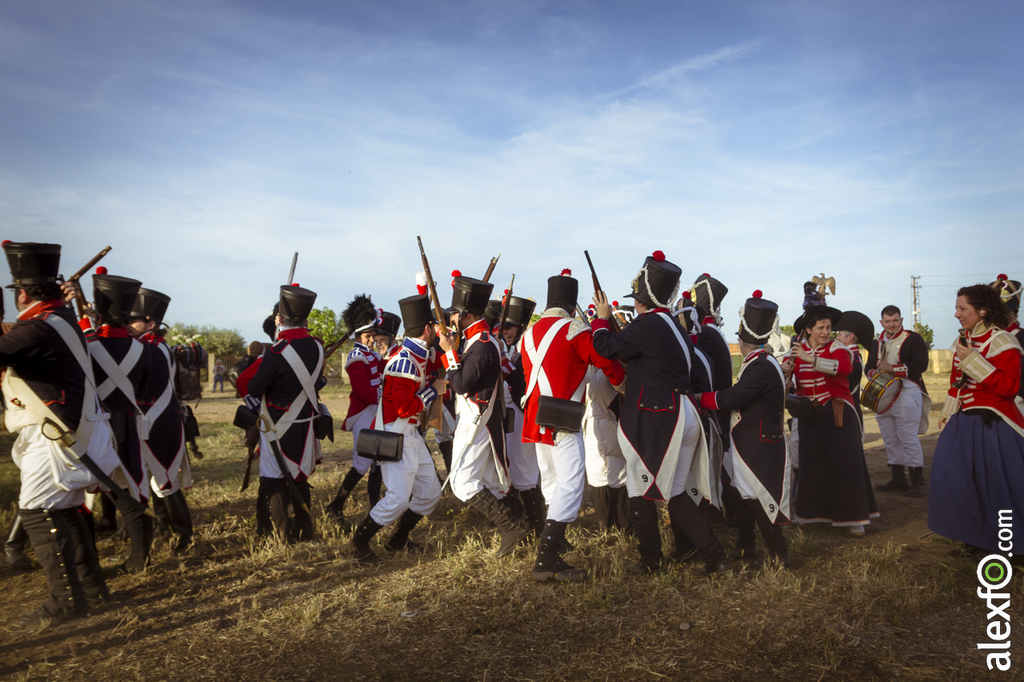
[652,250,665,262]
[753,289,763,299]
[96,266,108,275]
[682,290,692,300]
[612,301,619,306]
[1,240,10,246]
[998,274,1008,281]
[451,269,462,288]
[291,282,300,286]
[561,268,571,276]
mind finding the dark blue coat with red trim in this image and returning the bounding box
[591,308,696,476]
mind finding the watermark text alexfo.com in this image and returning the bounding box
[977,509,1013,671]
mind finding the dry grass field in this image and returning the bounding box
[1,379,1020,680]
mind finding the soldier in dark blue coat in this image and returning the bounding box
[591,251,730,575]
[699,291,790,566]
[241,285,325,542]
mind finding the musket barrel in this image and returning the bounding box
[68,246,112,282]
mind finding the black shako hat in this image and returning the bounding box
[131,287,171,324]
[834,311,874,348]
[398,294,435,332]
[690,273,728,319]
[484,300,503,329]
[991,274,1022,314]
[506,296,537,330]
[794,305,843,334]
[736,290,779,346]
[450,276,493,315]
[279,284,317,325]
[93,273,143,326]
[626,251,681,309]
[546,270,579,310]
[3,242,61,290]
[377,311,402,337]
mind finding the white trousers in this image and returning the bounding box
[450,406,506,502]
[583,415,627,488]
[535,433,586,523]
[369,424,441,526]
[624,399,702,498]
[349,405,377,475]
[506,405,540,491]
[876,381,924,468]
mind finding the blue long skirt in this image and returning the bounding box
[928,411,1024,554]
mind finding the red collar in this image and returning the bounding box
[16,298,66,321]
[701,316,717,327]
[97,325,130,338]
[463,318,490,339]
[883,327,904,341]
[278,328,310,340]
[642,307,670,316]
[1008,322,1020,333]
[139,331,164,345]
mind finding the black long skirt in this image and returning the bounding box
[795,401,879,526]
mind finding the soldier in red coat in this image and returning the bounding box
[350,295,448,564]
[521,270,624,581]
[326,295,386,527]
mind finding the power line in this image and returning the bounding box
[911,275,921,327]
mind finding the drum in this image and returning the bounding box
[862,370,902,414]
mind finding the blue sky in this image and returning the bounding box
[2,1,1022,346]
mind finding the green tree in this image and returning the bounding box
[914,322,934,350]
[308,307,346,345]
[779,324,795,337]
[199,325,246,358]
[166,323,204,347]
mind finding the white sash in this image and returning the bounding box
[523,318,577,401]
[259,341,323,478]
[654,312,718,507]
[90,340,152,440]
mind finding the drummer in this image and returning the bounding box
[834,311,875,431]
[865,306,931,497]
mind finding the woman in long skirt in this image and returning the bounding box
[929,284,1024,556]
[787,306,879,536]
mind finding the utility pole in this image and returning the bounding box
[911,275,921,327]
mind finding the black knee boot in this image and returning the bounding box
[666,494,730,574]
[95,492,118,537]
[591,486,614,530]
[609,486,632,535]
[533,520,587,582]
[385,509,424,552]
[61,508,110,602]
[367,466,384,507]
[325,467,364,521]
[18,508,89,624]
[113,492,153,573]
[5,512,34,571]
[520,487,547,536]
[163,490,194,552]
[876,465,909,492]
[439,440,454,476]
[626,497,663,573]
[906,467,927,497]
[750,500,789,565]
[351,515,384,565]
[731,497,759,562]
[467,489,530,557]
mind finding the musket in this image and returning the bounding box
[477,274,515,427]
[63,246,112,319]
[584,250,621,333]
[287,252,298,285]
[416,236,450,333]
[323,337,347,363]
[482,254,501,283]
[258,414,311,514]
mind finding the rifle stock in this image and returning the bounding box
[583,250,620,333]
